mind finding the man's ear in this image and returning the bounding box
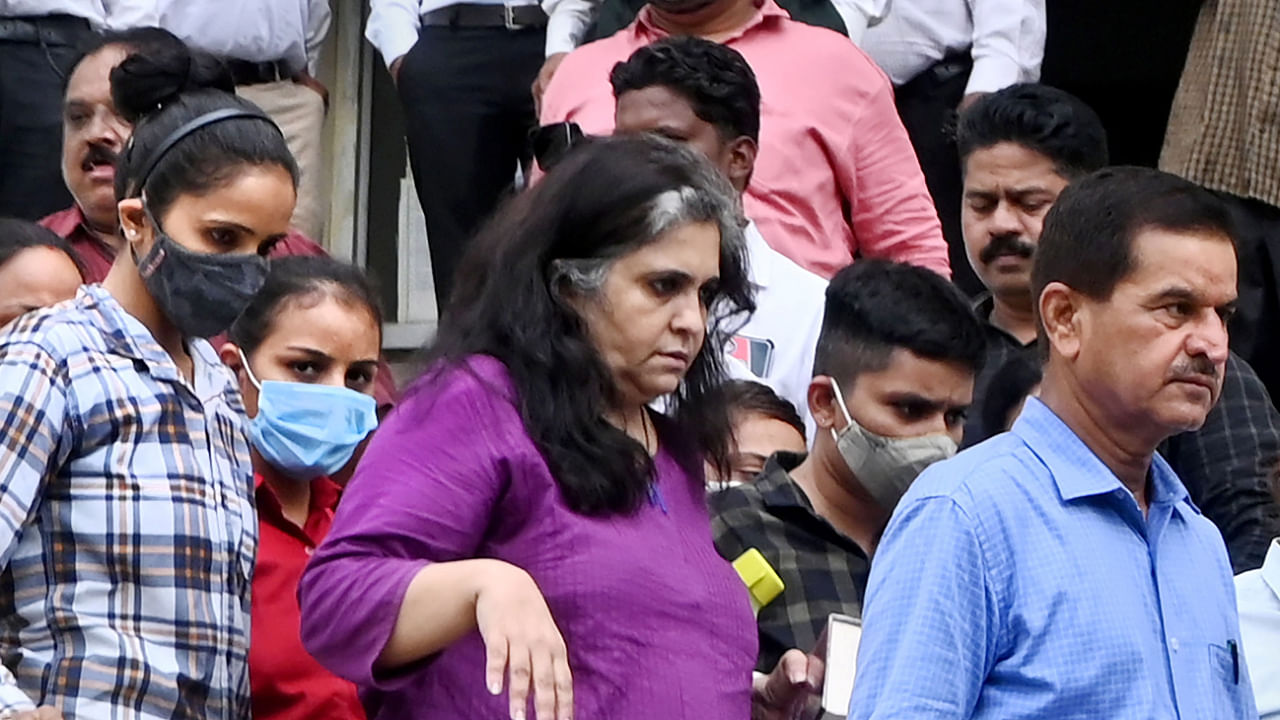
[808,375,840,432]
[725,136,757,192]
[1038,281,1084,361]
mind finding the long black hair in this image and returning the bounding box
[109,29,297,216]
[425,135,755,516]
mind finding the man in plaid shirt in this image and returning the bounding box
[710,260,986,672]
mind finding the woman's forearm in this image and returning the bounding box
[375,558,509,670]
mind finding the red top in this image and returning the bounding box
[39,206,400,412]
[252,473,366,720]
[39,206,118,283]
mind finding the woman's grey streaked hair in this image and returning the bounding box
[423,132,758,515]
[549,137,748,304]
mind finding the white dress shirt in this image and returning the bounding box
[859,0,1045,95]
[735,219,827,440]
[829,0,889,44]
[368,0,607,65]
[0,0,157,31]
[159,0,331,75]
[1237,539,1280,720]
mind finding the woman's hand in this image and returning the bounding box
[751,648,824,720]
[475,563,573,720]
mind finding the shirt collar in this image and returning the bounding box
[255,473,342,512]
[633,0,788,43]
[744,219,773,288]
[1262,539,1280,600]
[1012,397,1190,507]
[756,451,812,510]
[78,285,230,394]
[973,292,1032,349]
[41,205,88,237]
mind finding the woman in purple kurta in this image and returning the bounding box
[298,137,803,719]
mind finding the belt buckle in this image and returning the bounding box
[503,4,522,30]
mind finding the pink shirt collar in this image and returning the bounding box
[631,0,790,44]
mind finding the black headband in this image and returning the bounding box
[129,108,279,196]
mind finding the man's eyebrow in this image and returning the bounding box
[1148,286,1200,304]
[882,391,947,411]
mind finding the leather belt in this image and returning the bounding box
[421,3,548,30]
[226,59,292,86]
[0,14,91,46]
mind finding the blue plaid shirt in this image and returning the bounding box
[0,286,256,719]
[849,397,1257,719]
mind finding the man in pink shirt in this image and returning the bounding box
[539,0,950,279]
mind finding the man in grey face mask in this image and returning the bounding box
[710,258,987,674]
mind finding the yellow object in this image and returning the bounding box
[733,549,785,616]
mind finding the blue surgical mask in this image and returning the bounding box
[239,350,379,481]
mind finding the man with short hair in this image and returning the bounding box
[39,28,330,283]
[38,29,400,413]
[860,0,1046,294]
[711,259,985,673]
[541,0,951,281]
[0,1,156,221]
[611,36,827,434]
[956,83,1280,573]
[849,167,1258,718]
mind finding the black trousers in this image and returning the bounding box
[1224,193,1280,407]
[396,25,543,311]
[0,16,90,220]
[893,54,983,297]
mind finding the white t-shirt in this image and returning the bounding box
[728,220,828,440]
[1237,538,1280,720]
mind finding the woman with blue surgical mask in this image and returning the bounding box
[219,255,381,720]
[0,35,297,717]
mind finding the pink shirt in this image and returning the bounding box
[539,0,950,279]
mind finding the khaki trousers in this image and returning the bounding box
[238,80,327,242]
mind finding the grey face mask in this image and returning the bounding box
[828,378,958,512]
[133,206,268,338]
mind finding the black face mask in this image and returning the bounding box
[133,209,268,338]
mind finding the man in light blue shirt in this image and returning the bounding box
[848,166,1258,719]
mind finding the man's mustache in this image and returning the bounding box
[979,234,1035,265]
[1170,355,1219,385]
[81,143,119,170]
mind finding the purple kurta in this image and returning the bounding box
[299,356,757,719]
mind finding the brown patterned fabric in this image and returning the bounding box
[1161,0,1280,207]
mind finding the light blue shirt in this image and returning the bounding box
[848,397,1257,719]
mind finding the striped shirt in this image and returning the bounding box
[0,285,256,719]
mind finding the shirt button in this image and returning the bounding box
[1170,637,1180,652]
[305,546,315,556]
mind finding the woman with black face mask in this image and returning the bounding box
[0,38,297,719]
